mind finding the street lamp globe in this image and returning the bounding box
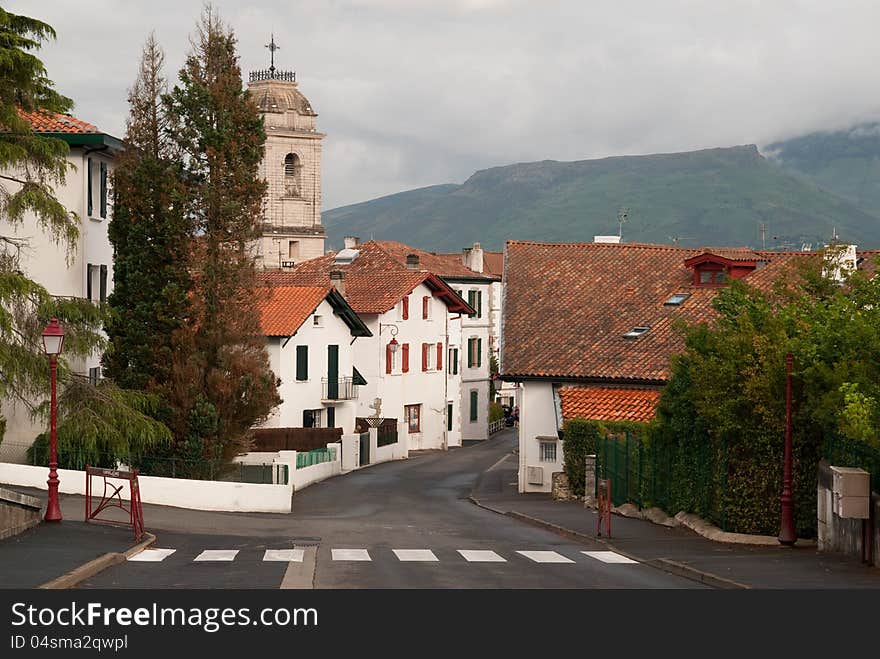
[41,318,65,356]
[388,337,399,354]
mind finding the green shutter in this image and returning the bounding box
[470,390,478,421]
[87,158,93,216]
[296,346,308,381]
[447,403,453,431]
[327,406,336,428]
[468,290,476,318]
[477,338,482,367]
[327,345,339,398]
[477,290,482,318]
[100,162,107,218]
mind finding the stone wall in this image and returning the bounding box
[0,486,42,540]
[817,460,879,566]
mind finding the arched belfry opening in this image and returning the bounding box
[284,153,302,197]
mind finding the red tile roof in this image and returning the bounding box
[377,241,498,281]
[259,241,474,315]
[500,241,835,382]
[18,109,98,134]
[560,386,661,423]
[258,285,330,336]
[483,252,504,278]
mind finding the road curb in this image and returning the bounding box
[646,558,751,590]
[38,532,157,590]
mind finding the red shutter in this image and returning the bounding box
[422,295,429,319]
[386,343,392,374]
[421,343,428,372]
[402,343,410,373]
[437,342,443,370]
[402,296,409,320]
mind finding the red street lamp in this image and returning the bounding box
[778,352,796,545]
[41,318,65,523]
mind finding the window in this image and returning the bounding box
[447,403,453,432]
[99,162,108,218]
[421,343,433,371]
[540,440,557,463]
[401,343,410,373]
[88,367,101,386]
[283,153,302,197]
[296,346,308,381]
[313,315,323,327]
[469,390,478,422]
[87,157,93,216]
[697,268,726,286]
[422,295,430,320]
[99,265,107,302]
[86,263,103,302]
[405,404,421,433]
[386,342,399,374]
[288,241,299,259]
[467,337,482,368]
[303,409,322,428]
[467,290,482,318]
[623,326,650,340]
[664,293,690,306]
[448,347,459,375]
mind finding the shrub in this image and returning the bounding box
[561,419,601,497]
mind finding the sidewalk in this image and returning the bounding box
[473,451,880,589]
[0,517,139,588]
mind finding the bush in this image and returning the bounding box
[561,419,601,498]
[489,402,505,423]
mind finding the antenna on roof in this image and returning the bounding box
[617,207,629,240]
[760,223,767,250]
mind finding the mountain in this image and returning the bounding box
[766,123,880,217]
[323,144,880,252]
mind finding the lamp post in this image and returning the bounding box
[41,318,65,523]
[778,352,796,545]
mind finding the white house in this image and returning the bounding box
[258,285,372,434]
[260,239,474,450]
[0,111,121,461]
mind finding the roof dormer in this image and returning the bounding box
[684,249,760,287]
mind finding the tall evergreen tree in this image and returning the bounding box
[164,7,279,462]
[104,34,191,394]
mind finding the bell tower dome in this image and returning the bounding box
[249,35,325,269]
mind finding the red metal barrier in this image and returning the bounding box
[596,477,611,538]
[84,466,145,542]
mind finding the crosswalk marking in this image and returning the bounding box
[392,549,438,562]
[516,550,575,564]
[458,550,506,563]
[194,550,239,562]
[581,551,638,564]
[263,549,305,562]
[331,548,372,561]
[128,548,176,562]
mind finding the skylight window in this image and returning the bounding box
[623,326,650,340]
[664,293,691,306]
[334,248,360,265]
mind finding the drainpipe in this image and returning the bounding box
[443,306,449,451]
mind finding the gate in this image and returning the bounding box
[359,431,371,467]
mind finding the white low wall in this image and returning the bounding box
[0,462,293,513]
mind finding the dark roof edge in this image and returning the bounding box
[41,132,125,152]
[500,374,668,386]
[326,287,373,337]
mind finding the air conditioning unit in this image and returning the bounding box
[527,466,544,485]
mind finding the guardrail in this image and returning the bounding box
[296,447,337,470]
[489,419,506,435]
[322,377,359,401]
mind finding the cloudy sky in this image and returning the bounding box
[12,0,880,209]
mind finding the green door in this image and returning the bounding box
[328,345,339,399]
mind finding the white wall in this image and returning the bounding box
[1,147,115,459]
[261,297,364,434]
[0,462,293,513]
[457,281,492,441]
[518,381,564,493]
[354,283,453,450]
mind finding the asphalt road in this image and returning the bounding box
[80,432,703,589]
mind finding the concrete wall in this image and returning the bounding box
[261,297,363,434]
[375,422,410,463]
[518,380,563,493]
[0,486,42,540]
[0,463,293,513]
[817,461,879,566]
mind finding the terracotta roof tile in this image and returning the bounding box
[500,241,861,382]
[560,386,661,423]
[258,285,329,336]
[482,252,504,277]
[377,242,498,280]
[18,109,98,134]
[259,241,473,315]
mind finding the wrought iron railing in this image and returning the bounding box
[322,377,358,401]
[249,69,296,82]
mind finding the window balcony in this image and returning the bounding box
[321,377,359,401]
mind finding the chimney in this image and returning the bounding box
[329,269,346,296]
[470,242,484,274]
[406,254,420,270]
[462,246,472,268]
[344,236,360,249]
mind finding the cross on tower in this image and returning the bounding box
[265,34,280,74]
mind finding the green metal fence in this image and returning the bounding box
[296,447,337,470]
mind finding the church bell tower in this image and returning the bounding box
[249,36,325,268]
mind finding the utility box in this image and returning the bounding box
[830,466,870,519]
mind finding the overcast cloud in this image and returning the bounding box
[11,0,880,209]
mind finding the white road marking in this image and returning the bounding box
[516,550,575,564]
[393,549,439,562]
[128,548,176,562]
[581,551,638,564]
[193,550,239,562]
[264,549,305,562]
[331,549,371,561]
[458,550,506,562]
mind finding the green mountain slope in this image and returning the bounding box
[767,124,880,217]
[324,145,880,252]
